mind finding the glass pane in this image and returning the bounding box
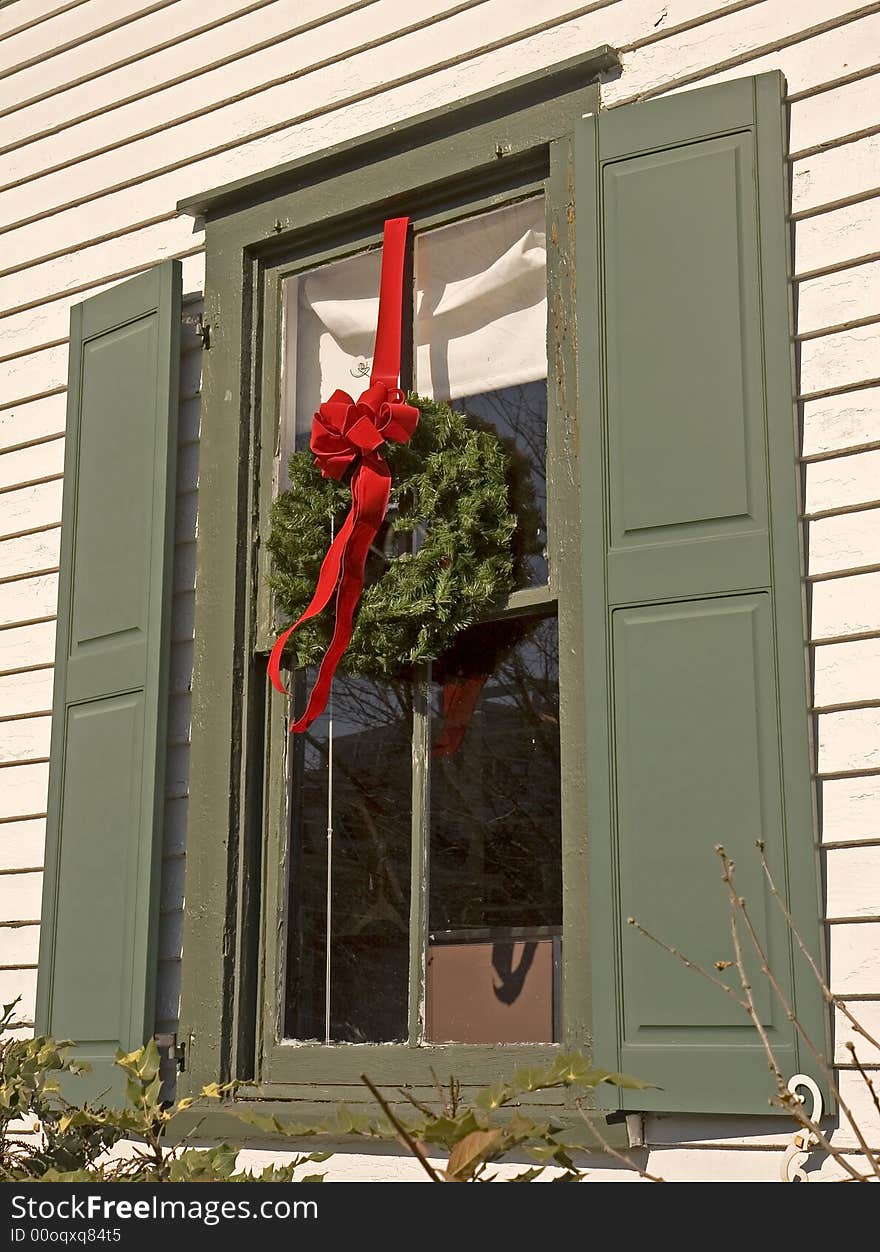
[451,383,548,586]
[279,248,382,481]
[414,199,548,586]
[414,198,547,401]
[284,673,412,1043]
[427,615,562,1043]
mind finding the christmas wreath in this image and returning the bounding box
[268,393,541,679]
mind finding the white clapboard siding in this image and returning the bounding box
[0,218,201,349]
[797,263,880,339]
[0,0,197,96]
[0,253,206,373]
[0,716,51,766]
[0,820,45,872]
[0,1,362,149]
[0,2,92,42]
[814,639,880,709]
[822,778,880,845]
[810,510,880,578]
[0,0,877,1176]
[0,396,69,452]
[0,669,54,719]
[0,0,784,270]
[0,622,56,673]
[800,326,880,398]
[0,441,65,492]
[0,531,60,583]
[155,299,201,1039]
[0,871,42,921]
[802,388,880,461]
[826,847,880,920]
[0,922,40,966]
[0,0,473,180]
[819,709,880,777]
[806,450,880,516]
[795,198,880,280]
[835,1002,880,1065]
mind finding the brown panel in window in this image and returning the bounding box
[426,937,558,1044]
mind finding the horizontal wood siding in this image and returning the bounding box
[0,0,877,1173]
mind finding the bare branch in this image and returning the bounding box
[845,1041,880,1125]
[574,1101,665,1182]
[757,842,880,1055]
[629,849,878,1182]
[360,1073,443,1182]
[718,847,880,1180]
[627,917,747,1007]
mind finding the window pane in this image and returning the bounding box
[451,383,548,586]
[414,198,547,401]
[427,615,562,1043]
[415,200,549,586]
[279,248,382,482]
[284,673,412,1043]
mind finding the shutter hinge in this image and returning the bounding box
[181,312,210,350]
[154,1032,186,1072]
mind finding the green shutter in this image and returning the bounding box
[36,262,181,1100]
[578,75,828,1114]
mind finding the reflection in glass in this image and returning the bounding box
[414,199,549,587]
[284,673,412,1043]
[427,615,562,1042]
[413,197,547,402]
[452,382,548,586]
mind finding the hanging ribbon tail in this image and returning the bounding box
[267,508,356,695]
[432,674,489,757]
[270,214,415,734]
[288,462,391,732]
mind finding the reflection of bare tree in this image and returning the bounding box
[430,616,561,931]
[285,598,560,1042]
[452,380,548,585]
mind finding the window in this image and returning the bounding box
[281,200,562,1048]
[255,172,586,1094]
[158,60,828,1126]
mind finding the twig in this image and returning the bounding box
[722,859,786,1094]
[757,842,880,1054]
[627,917,747,1007]
[719,848,880,1178]
[630,874,873,1181]
[846,1042,880,1124]
[360,1073,443,1182]
[395,1085,437,1119]
[574,1101,665,1182]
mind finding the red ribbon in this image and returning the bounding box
[268,217,419,733]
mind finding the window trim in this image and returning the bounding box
[176,48,621,1137]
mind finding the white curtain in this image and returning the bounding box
[414,197,546,401]
[280,197,547,481]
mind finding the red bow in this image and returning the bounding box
[311,381,418,481]
[268,218,419,733]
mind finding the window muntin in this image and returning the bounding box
[279,196,560,1047]
[284,673,412,1044]
[415,198,549,587]
[428,613,561,1043]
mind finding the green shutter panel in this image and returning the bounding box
[578,75,828,1114]
[36,262,181,1100]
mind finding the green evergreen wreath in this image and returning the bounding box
[268,393,540,678]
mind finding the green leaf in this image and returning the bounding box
[419,1110,483,1145]
[445,1129,505,1181]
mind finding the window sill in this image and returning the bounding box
[167,1097,631,1154]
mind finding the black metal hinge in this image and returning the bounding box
[181,311,210,350]
[154,1033,186,1072]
